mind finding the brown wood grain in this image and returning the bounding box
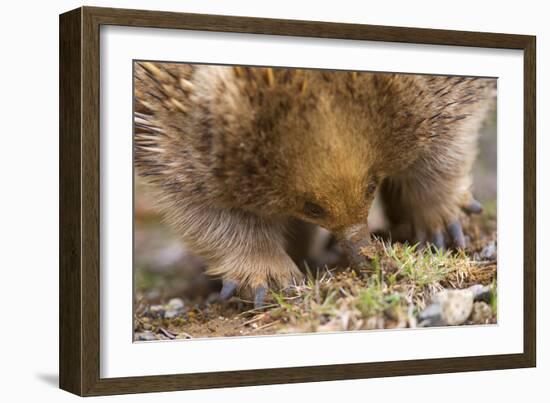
[59,6,537,396]
[523,37,536,367]
[59,7,82,395]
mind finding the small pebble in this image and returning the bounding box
[417,303,444,327]
[149,304,164,315]
[136,331,157,341]
[469,284,492,303]
[176,332,192,339]
[439,289,474,325]
[471,302,493,324]
[168,298,185,310]
[160,298,186,319]
[419,288,476,326]
[418,284,497,327]
[164,309,181,319]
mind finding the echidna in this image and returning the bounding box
[134,62,495,307]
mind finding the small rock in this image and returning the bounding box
[168,298,185,310]
[469,284,492,303]
[163,298,186,319]
[164,309,182,319]
[471,302,493,324]
[136,331,157,341]
[438,289,474,325]
[176,332,192,339]
[417,303,444,327]
[149,304,164,316]
[480,242,497,260]
[419,288,476,326]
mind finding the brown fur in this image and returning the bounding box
[134,62,495,295]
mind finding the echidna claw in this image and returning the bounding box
[254,286,268,309]
[219,280,238,301]
[447,220,466,249]
[462,199,483,215]
[414,229,427,250]
[431,230,446,250]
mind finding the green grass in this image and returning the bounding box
[383,242,457,287]
[134,212,498,338]
[257,239,496,333]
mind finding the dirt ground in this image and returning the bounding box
[134,208,497,341]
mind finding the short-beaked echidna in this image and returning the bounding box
[134,62,495,306]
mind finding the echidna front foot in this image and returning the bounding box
[253,287,268,309]
[215,253,303,309]
[218,280,269,309]
[218,280,238,301]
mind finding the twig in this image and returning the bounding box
[254,321,280,331]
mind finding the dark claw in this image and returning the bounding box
[447,220,466,249]
[414,229,427,250]
[219,280,238,301]
[431,231,445,250]
[254,286,267,309]
[462,199,483,215]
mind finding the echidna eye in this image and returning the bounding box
[365,180,378,197]
[303,202,326,219]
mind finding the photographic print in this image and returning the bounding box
[60,7,535,395]
[133,62,497,340]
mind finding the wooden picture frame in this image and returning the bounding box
[59,6,536,396]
